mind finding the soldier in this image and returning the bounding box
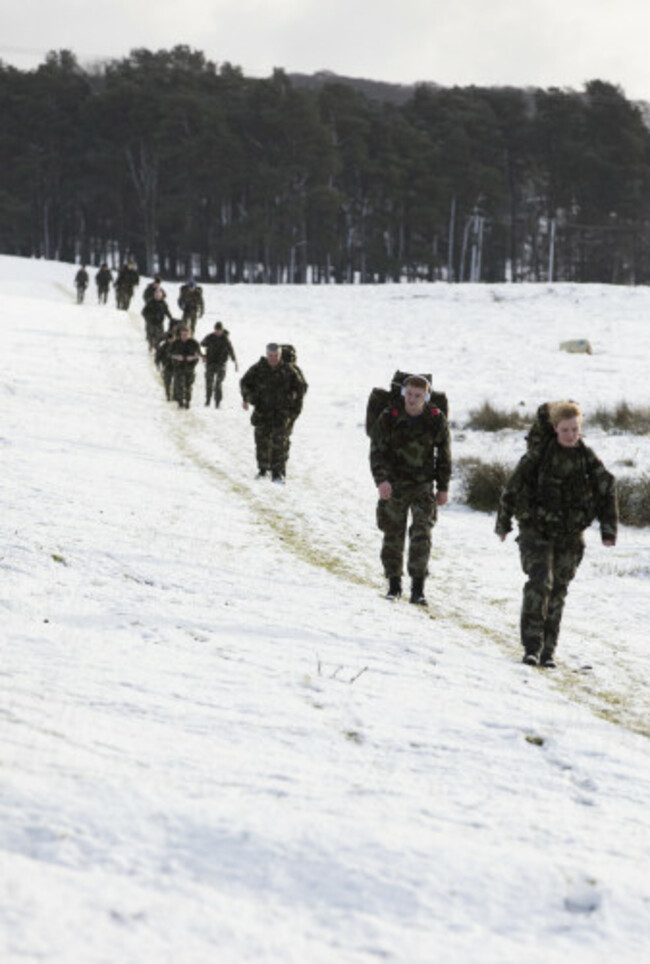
[240,342,307,483]
[200,322,238,407]
[155,328,179,401]
[143,275,166,304]
[115,260,140,310]
[177,279,204,334]
[170,326,202,408]
[495,400,618,668]
[142,288,173,350]
[95,264,112,304]
[75,266,89,304]
[370,374,451,605]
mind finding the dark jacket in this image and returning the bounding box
[170,337,201,367]
[201,330,236,366]
[142,299,173,326]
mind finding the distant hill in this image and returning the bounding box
[289,70,650,124]
[288,69,438,105]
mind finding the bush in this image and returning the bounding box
[617,476,650,527]
[465,401,530,432]
[456,457,511,512]
[588,402,650,435]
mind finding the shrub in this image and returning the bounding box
[588,402,650,435]
[456,457,511,512]
[617,476,650,527]
[465,401,530,432]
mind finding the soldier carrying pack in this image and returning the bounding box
[366,370,448,436]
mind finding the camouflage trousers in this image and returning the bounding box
[253,417,293,475]
[376,482,437,579]
[162,366,174,401]
[205,362,226,406]
[182,307,199,334]
[173,366,196,407]
[517,526,585,659]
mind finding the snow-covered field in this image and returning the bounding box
[1,256,649,963]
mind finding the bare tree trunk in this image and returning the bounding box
[125,142,158,275]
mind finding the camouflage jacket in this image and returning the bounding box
[95,267,112,288]
[201,331,237,366]
[116,266,139,291]
[170,337,201,367]
[178,285,204,313]
[142,299,172,325]
[240,357,306,422]
[495,439,618,541]
[370,403,452,490]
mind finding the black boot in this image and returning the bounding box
[385,576,402,600]
[410,576,427,606]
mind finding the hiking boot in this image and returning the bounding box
[385,576,402,600]
[522,653,539,666]
[256,470,267,479]
[540,657,557,669]
[409,577,428,606]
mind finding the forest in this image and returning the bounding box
[1,46,650,284]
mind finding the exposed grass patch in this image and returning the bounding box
[464,401,531,432]
[587,402,650,435]
[617,475,650,527]
[456,457,510,512]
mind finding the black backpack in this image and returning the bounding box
[526,401,582,454]
[365,370,448,436]
[281,344,297,363]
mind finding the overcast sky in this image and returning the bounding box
[3,0,650,100]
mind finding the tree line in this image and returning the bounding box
[2,46,650,284]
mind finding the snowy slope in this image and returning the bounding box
[1,257,650,964]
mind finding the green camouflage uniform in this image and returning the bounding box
[178,285,204,334]
[95,266,112,303]
[240,358,307,476]
[370,403,451,579]
[495,439,618,660]
[200,330,237,407]
[170,336,201,408]
[115,264,139,310]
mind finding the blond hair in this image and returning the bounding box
[547,400,583,427]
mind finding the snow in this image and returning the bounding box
[1,256,650,963]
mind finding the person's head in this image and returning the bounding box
[266,342,281,368]
[180,325,190,339]
[402,375,430,417]
[549,400,583,448]
[214,322,224,336]
[153,288,163,300]
[188,279,196,288]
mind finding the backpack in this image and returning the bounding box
[526,402,555,454]
[526,400,582,454]
[365,370,448,437]
[281,344,297,363]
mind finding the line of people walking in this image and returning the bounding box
[139,276,309,486]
